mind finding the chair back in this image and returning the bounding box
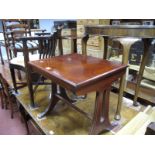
[38,32,57,59]
[19,31,58,65]
[2,19,34,58]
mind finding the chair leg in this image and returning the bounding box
[17,70,22,81]
[10,67,18,93]
[9,97,14,119]
[4,94,15,119]
[0,89,4,109]
[3,93,8,109]
[18,104,30,134]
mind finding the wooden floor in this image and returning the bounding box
[0,61,151,135]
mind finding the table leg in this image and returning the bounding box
[133,38,151,106]
[58,37,63,55]
[89,87,115,135]
[38,84,91,119]
[71,38,77,53]
[102,36,109,59]
[59,86,75,103]
[114,38,138,120]
[115,76,126,120]
[38,83,59,118]
[81,35,89,55]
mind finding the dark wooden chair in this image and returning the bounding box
[11,31,58,94]
[0,73,32,134]
[2,20,38,58]
[0,73,16,118]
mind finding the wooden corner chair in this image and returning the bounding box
[9,31,58,93]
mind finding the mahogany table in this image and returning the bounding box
[83,25,155,120]
[27,53,127,134]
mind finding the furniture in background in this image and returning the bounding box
[61,28,78,53]
[2,20,44,92]
[54,20,76,29]
[0,73,16,118]
[0,72,34,134]
[84,25,155,120]
[0,77,5,109]
[77,19,110,57]
[109,19,155,90]
[0,20,7,64]
[53,20,78,54]
[29,19,40,29]
[0,31,9,64]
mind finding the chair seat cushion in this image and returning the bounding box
[15,41,38,49]
[10,53,40,67]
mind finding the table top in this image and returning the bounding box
[28,54,127,92]
[85,25,155,38]
[86,25,155,29]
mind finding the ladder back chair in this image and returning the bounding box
[2,19,38,59]
[2,19,39,91]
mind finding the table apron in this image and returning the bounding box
[76,70,125,95]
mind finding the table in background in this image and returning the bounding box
[83,25,155,120]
